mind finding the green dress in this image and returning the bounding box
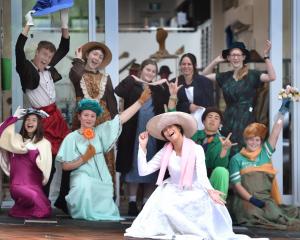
[229,141,300,230]
[192,130,229,198]
[56,115,122,221]
[216,69,263,156]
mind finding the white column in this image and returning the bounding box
[88,0,96,41]
[269,0,283,194]
[104,0,120,205]
[104,0,119,88]
[11,0,23,112]
[292,0,300,206]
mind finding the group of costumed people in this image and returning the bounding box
[1,0,300,239]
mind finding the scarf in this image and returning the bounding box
[202,134,216,153]
[240,146,262,161]
[240,163,282,205]
[156,136,196,188]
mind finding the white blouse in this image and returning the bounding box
[138,143,213,190]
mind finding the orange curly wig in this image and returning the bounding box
[243,122,268,140]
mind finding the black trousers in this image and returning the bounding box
[54,170,70,214]
[43,155,56,197]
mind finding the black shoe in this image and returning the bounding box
[54,196,69,215]
[128,201,139,216]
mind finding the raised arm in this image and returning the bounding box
[119,87,151,124]
[60,9,70,39]
[18,10,34,63]
[166,78,183,111]
[268,98,290,149]
[21,10,35,37]
[201,55,224,81]
[137,131,162,176]
[260,40,276,82]
[49,9,70,66]
[69,48,85,85]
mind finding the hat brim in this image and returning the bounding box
[146,112,197,140]
[32,2,73,17]
[222,48,250,63]
[81,42,112,69]
[25,108,49,118]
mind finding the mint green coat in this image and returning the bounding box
[56,115,122,221]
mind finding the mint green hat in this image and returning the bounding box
[77,99,103,116]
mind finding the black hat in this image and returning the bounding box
[201,107,223,123]
[222,42,250,63]
[158,65,172,75]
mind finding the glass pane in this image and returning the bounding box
[96,0,105,36]
[282,0,292,195]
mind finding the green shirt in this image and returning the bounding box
[229,141,275,184]
[192,130,230,170]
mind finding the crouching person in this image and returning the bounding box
[56,89,150,220]
[0,107,52,218]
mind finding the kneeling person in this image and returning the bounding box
[192,107,235,199]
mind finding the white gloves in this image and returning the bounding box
[25,10,36,26]
[13,106,27,119]
[60,8,69,29]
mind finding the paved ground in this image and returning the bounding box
[0,208,300,239]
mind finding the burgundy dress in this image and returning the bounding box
[9,150,51,218]
[0,116,51,218]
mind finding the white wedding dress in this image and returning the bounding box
[124,144,268,240]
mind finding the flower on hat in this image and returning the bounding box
[278,85,300,102]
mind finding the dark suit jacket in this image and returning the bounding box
[15,33,70,93]
[176,74,215,113]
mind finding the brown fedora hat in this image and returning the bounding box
[81,41,112,69]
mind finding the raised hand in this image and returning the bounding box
[60,8,69,29]
[75,47,83,59]
[25,10,36,26]
[214,55,225,64]
[13,106,27,119]
[278,98,291,115]
[207,189,226,205]
[166,78,183,96]
[139,131,149,152]
[263,40,272,57]
[131,75,167,86]
[219,132,237,150]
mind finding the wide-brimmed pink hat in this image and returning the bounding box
[146,112,197,140]
[81,41,112,69]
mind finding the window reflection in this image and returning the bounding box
[282,0,292,195]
